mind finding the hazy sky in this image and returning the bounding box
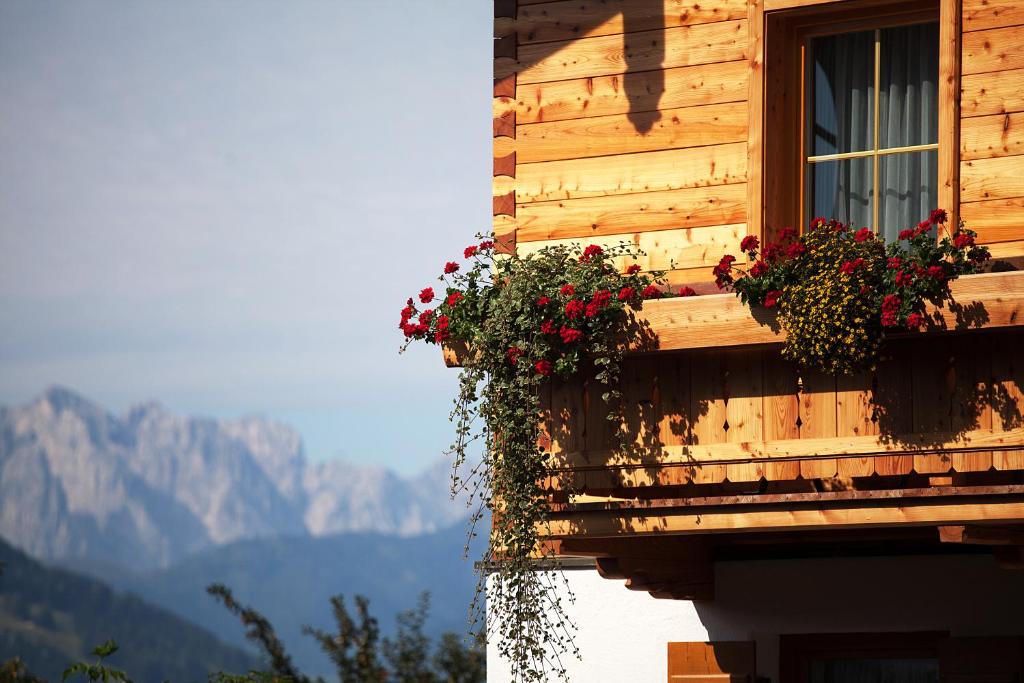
[0,0,492,474]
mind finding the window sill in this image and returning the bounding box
[442,270,1024,366]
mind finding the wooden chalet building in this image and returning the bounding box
[484,0,1024,680]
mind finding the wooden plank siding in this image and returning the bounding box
[494,0,756,288]
[959,6,1024,249]
[496,0,1024,287]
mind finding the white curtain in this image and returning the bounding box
[878,22,939,241]
[810,29,874,228]
[808,657,939,683]
[809,23,939,238]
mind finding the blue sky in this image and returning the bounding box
[0,0,492,474]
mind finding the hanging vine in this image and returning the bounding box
[399,239,672,681]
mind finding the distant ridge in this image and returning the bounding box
[0,386,468,572]
[0,535,258,682]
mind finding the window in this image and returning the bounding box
[780,632,946,683]
[806,22,939,241]
[758,1,949,243]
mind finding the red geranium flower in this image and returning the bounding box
[740,235,760,252]
[764,290,783,308]
[560,284,575,296]
[881,294,901,327]
[446,291,463,307]
[887,256,903,270]
[898,229,915,240]
[585,301,600,317]
[930,208,947,225]
[579,244,604,262]
[534,359,553,376]
[780,226,799,241]
[840,257,865,275]
[786,242,806,258]
[953,232,975,249]
[761,242,782,263]
[592,289,612,308]
[507,346,524,365]
[464,245,478,258]
[478,240,494,250]
[564,299,585,319]
[536,296,551,307]
[895,270,914,287]
[927,265,946,281]
[641,284,661,299]
[906,312,925,330]
[444,261,459,274]
[626,264,642,275]
[617,286,635,302]
[853,227,873,242]
[434,315,450,343]
[679,286,696,297]
[559,326,583,344]
[540,320,556,335]
[750,260,768,277]
[419,287,434,304]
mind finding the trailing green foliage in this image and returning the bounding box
[62,641,132,683]
[400,239,668,681]
[713,210,991,375]
[11,589,482,683]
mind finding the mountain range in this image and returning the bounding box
[0,386,470,574]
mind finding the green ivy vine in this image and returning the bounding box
[399,239,671,682]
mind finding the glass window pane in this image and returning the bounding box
[879,23,939,149]
[878,149,938,241]
[811,30,875,156]
[809,657,939,683]
[809,157,873,228]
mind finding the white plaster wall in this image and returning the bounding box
[486,554,1024,683]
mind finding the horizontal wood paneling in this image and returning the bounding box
[962,25,1024,75]
[516,183,747,242]
[512,101,747,163]
[961,198,1024,243]
[960,112,1024,160]
[515,0,747,44]
[517,223,746,272]
[497,19,747,84]
[514,141,747,202]
[989,239,1024,259]
[961,67,1024,117]
[504,60,748,125]
[961,154,1024,201]
[963,0,1024,33]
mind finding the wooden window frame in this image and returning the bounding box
[748,0,961,244]
[779,631,948,683]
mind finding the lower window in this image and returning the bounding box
[780,632,944,683]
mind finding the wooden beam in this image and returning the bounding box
[938,523,1024,545]
[938,0,961,229]
[547,426,1024,470]
[541,497,1024,538]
